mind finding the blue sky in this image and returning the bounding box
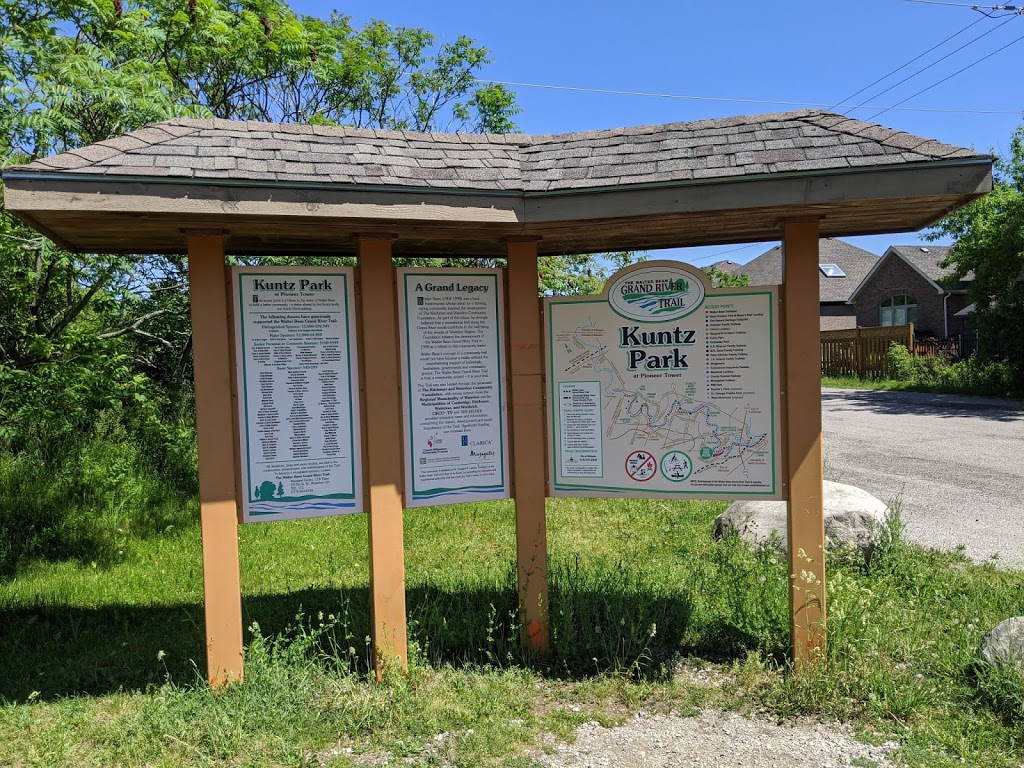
[296,0,1023,265]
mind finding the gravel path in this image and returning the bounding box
[535,710,897,768]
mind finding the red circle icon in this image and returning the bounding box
[625,450,657,482]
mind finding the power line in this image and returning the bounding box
[904,0,1024,13]
[470,78,1022,116]
[864,27,1024,120]
[829,13,987,110]
[690,243,764,265]
[843,13,1018,114]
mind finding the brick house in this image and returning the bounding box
[847,245,972,337]
[732,238,880,330]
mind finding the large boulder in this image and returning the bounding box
[979,617,1024,668]
[713,481,890,556]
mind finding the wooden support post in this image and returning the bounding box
[506,238,550,654]
[781,220,827,669]
[356,235,408,678]
[187,233,244,687]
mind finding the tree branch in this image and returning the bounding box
[46,263,116,339]
[97,308,170,340]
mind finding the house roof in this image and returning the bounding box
[848,244,972,303]
[7,109,984,192]
[736,238,880,302]
[888,244,973,287]
[2,109,992,256]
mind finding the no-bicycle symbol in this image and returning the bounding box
[624,450,657,482]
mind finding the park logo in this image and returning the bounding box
[608,264,705,322]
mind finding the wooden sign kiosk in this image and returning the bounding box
[3,111,991,684]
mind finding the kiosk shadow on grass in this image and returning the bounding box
[0,548,788,702]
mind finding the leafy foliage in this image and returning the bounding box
[929,125,1024,390]
[703,265,750,289]
[0,1,525,570]
[539,252,645,296]
[0,0,521,435]
[885,341,1016,398]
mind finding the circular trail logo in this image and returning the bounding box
[608,264,706,322]
[660,450,693,482]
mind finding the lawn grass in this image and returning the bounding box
[822,374,1024,401]
[1,495,1022,767]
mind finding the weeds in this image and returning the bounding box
[823,346,1021,399]
[1,483,1023,766]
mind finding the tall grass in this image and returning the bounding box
[0,408,197,575]
[1,438,1023,766]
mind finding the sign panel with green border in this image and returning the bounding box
[545,261,782,500]
[397,268,510,508]
[232,267,362,521]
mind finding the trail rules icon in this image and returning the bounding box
[625,450,657,482]
[660,450,693,482]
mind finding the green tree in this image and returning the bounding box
[539,252,645,296]
[0,0,526,570]
[0,0,521,440]
[703,265,750,289]
[929,125,1024,390]
[258,480,276,501]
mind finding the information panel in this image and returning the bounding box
[546,261,781,500]
[397,268,510,507]
[232,267,362,521]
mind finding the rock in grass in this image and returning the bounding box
[979,617,1024,668]
[713,481,889,557]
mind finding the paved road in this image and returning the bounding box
[821,388,1024,568]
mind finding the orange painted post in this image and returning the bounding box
[506,237,550,654]
[187,233,245,687]
[781,220,827,669]
[356,235,408,678]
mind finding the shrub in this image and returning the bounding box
[887,342,916,381]
[0,408,197,575]
[885,343,1017,397]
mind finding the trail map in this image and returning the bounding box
[546,262,781,500]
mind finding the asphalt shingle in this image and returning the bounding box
[10,109,987,193]
[737,239,882,303]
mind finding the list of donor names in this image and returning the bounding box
[235,269,361,520]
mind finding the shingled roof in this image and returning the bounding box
[2,109,992,256]
[10,109,983,193]
[848,244,974,304]
[888,245,957,283]
[738,239,881,303]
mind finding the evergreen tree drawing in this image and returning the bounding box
[276,482,285,498]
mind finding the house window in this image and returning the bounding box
[880,295,917,326]
[819,263,846,277]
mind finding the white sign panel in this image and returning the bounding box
[546,261,782,500]
[232,267,362,521]
[397,269,510,507]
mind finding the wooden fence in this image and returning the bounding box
[913,335,969,360]
[820,324,913,378]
